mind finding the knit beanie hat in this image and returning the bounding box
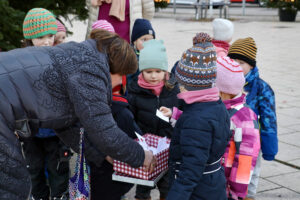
[56,20,66,32]
[131,19,155,43]
[216,56,245,95]
[175,33,217,91]
[228,37,257,67]
[139,40,168,71]
[23,8,57,39]
[212,18,234,42]
[92,20,115,33]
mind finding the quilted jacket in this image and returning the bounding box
[0,40,144,199]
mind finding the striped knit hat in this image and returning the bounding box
[23,8,57,39]
[92,20,115,33]
[216,56,245,95]
[175,33,217,91]
[228,37,257,67]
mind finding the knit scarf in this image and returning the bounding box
[177,87,220,104]
[212,40,230,52]
[91,0,126,21]
[244,67,259,102]
[223,93,245,110]
[137,73,165,96]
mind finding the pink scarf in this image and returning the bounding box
[137,73,165,96]
[177,87,220,104]
[212,40,230,52]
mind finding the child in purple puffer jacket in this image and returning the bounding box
[216,56,261,200]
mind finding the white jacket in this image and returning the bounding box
[86,0,154,42]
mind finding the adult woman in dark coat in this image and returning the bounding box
[0,29,155,200]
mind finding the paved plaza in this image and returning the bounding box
[66,5,300,199]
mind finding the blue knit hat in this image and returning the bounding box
[139,40,168,71]
[131,19,155,43]
[175,33,217,91]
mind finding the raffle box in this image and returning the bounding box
[113,134,170,180]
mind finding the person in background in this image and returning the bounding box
[128,40,180,200]
[228,37,278,200]
[88,0,154,43]
[216,56,260,200]
[212,18,234,57]
[54,19,67,46]
[127,18,156,85]
[21,8,70,200]
[166,33,231,200]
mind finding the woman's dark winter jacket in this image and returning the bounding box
[167,99,231,200]
[128,80,181,138]
[0,40,144,200]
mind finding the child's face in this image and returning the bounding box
[32,34,55,47]
[134,34,154,51]
[110,73,123,88]
[54,31,66,46]
[234,59,253,75]
[142,68,165,85]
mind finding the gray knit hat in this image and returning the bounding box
[175,33,217,91]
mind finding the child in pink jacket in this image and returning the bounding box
[216,56,261,200]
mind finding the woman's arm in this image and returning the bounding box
[65,65,145,168]
[141,0,155,20]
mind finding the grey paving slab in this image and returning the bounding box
[289,159,300,167]
[257,178,281,193]
[285,124,300,132]
[277,126,296,135]
[276,142,300,162]
[260,160,298,178]
[277,114,300,128]
[256,187,300,200]
[278,133,300,148]
[266,171,300,193]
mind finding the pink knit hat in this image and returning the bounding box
[216,56,245,95]
[56,20,66,32]
[92,20,115,33]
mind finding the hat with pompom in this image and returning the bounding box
[23,8,57,39]
[175,32,217,91]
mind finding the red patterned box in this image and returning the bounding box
[113,134,170,180]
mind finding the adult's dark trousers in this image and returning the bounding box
[135,172,169,200]
[0,117,31,200]
[90,161,133,200]
[22,136,69,199]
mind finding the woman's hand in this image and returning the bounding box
[105,156,114,165]
[143,150,157,173]
[159,106,172,118]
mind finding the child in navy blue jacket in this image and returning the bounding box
[167,33,231,200]
[90,77,142,200]
[128,40,180,200]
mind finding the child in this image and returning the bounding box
[212,18,234,57]
[54,19,67,46]
[22,8,70,200]
[166,33,231,200]
[90,75,142,200]
[92,19,115,33]
[128,39,180,200]
[216,56,261,200]
[127,18,156,85]
[228,37,278,200]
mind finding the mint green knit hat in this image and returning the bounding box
[23,8,57,39]
[139,40,168,71]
